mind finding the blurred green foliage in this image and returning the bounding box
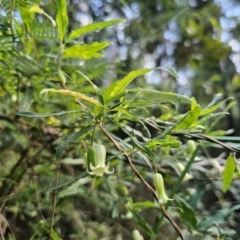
[1,0,240,240]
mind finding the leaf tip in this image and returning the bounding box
[40,88,50,96]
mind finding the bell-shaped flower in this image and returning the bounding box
[153,173,173,204]
[176,162,192,181]
[86,144,114,177]
[132,229,144,240]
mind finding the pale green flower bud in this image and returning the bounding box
[132,229,144,240]
[186,140,196,154]
[176,162,192,181]
[153,173,173,204]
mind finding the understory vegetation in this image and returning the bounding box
[0,0,240,239]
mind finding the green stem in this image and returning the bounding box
[152,145,200,236]
[91,123,97,147]
[56,43,64,71]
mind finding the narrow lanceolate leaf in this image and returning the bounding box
[121,99,164,108]
[200,97,234,116]
[197,112,229,126]
[39,220,62,240]
[67,19,124,42]
[29,5,56,26]
[131,201,158,211]
[175,195,197,229]
[131,211,155,236]
[103,69,153,104]
[197,205,240,231]
[55,0,68,42]
[154,114,190,140]
[173,105,201,132]
[76,71,103,105]
[223,152,236,192]
[147,139,181,148]
[16,110,81,118]
[111,106,140,120]
[19,2,32,31]
[126,88,193,105]
[56,125,93,160]
[63,42,110,59]
[156,67,179,79]
[46,173,88,192]
[40,89,100,106]
[131,136,154,158]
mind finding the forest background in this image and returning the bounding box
[1,0,240,239]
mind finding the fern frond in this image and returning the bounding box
[30,19,59,41]
[0,0,16,17]
[19,0,42,8]
[0,0,41,16]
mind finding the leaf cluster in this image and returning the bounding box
[0,1,240,240]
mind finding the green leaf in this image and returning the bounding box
[198,205,240,231]
[131,211,155,236]
[208,130,229,136]
[19,2,32,31]
[67,19,124,42]
[121,99,164,108]
[213,136,240,142]
[154,113,193,140]
[190,97,198,109]
[39,220,62,240]
[222,152,236,192]
[111,106,140,120]
[112,205,119,218]
[188,183,205,209]
[63,42,110,59]
[147,139,181,148]
[173,105,201,132]
[200,97,233,116]
[131,201,158,211]
[103,69,153,104]
[126,88,193,105]
[131,136,154,158]
[16,110,81,118]
[56,125,93,160]
[76,71,104,105]
[156,66,179,79]
[175,195,197,229]
[46,172,88,191]
[55,0,68,42]
[29,5,56,27]
[204,93,223,108]
[40,88,100,106]
[197,112,229,126]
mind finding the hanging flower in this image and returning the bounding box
[132,229,144,240]
[86,144,114,177]
[153,173,173,204]
[176,162,192,181]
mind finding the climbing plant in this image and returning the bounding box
[0,1,240,239]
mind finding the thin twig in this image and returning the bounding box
[49,161,61,240]
[58,84,184,239]
[0,183,25,213]
[142,118,240,154]
[98,122,184,240]
[197,133,239,153]
[33,171,45,220]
